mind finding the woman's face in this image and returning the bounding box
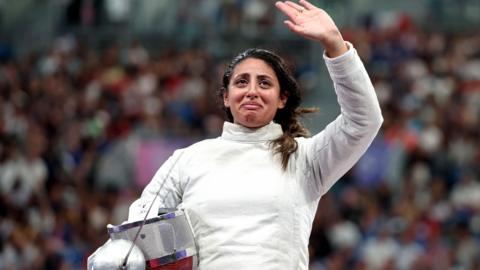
[224,58,287,128]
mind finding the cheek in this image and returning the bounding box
[226,89,243,104]
[223,88,239,107]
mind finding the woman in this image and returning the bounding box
[128,0,383,269]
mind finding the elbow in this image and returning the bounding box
[372,110,384,131]
[355,106,383,137]
[341,104,383,139]
[368,106,384,134]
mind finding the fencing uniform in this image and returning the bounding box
[128,44,383,270]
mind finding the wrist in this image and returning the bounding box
[322,32,348,58]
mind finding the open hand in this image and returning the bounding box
[275,0,348,57]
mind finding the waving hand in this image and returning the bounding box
[275,0,348,57]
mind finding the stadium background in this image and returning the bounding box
[1,0,480,269]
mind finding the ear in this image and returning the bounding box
[278,94,287,109]
[223,90,230,107]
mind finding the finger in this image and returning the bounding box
[299,0,316,10]
[275,1,300,21]
[284,20,305,35]
[285,1,305,12]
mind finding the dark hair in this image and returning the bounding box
[218,48,317,170]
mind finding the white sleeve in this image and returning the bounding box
[127,149,185,222]
[302,42,383,196]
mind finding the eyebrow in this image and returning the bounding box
[257,75,273,81]
[233,73,274,80]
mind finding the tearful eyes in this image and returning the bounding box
[259,80,272,87]
[234,79,248,86]
[233,79,272,88]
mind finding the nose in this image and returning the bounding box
[246,83,259,99]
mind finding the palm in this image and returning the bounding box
[275,0,347,56]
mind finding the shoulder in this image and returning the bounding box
[169,137,225,171]
[295,136,317,149]
[294,129,332,157]
[185,137,221,150]
[177,137,223,158]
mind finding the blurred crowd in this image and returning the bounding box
[1,12,480,270]
[0,35,225,269]
[310,16,480,270]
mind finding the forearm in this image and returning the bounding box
[305,43,382,195]
[324,42,383,131]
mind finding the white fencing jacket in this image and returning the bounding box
[128,44,383,270]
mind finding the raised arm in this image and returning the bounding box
[307,47,383,195]
[277,1,383,195]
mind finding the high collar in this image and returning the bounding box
[221,122,283,142]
